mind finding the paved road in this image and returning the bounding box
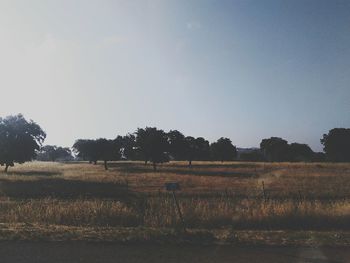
[0,242,348,263]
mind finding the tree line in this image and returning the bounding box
[0,114,348,172]
[72,129,238,170]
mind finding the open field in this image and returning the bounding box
[2,161,350,198]
[0,161,349,245]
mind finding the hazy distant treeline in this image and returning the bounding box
[71,127,350,170]
[0,114,349,172]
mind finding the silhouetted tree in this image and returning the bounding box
[135,127,169,171]
[210,137,237,162]
[289,143,314,162]
[321,128,350,162]
[184,136,198,166]
[239,150,265,162]
[0,114,46,172]
[73,139,120,170]
[260,137,290,162]
[116,134,137,160]
[95,138,121,170]
[37,145,72,161]
[183,136,210,166]
[195,137,211,161]
[312,152,326,162]
[135,128,150,164]
[183,136,196,166]
[73,139,99,164]
[167,130,187,160]
[55,147,72,161]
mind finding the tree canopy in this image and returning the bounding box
[72,139,99,164]
[72,138,121,170]
[260,137,290,162]
[2,113,349,174]
[37,145,72,162]
[260,137,316,162]
[289,143,314,162]
[115,134,137,160]
[239,149,265,162]
[0,114,46,172]
[95,138,121,170]
[167,130,188,161]
[210,137,237,162]
[181,136,211,166]
[135,127,169,170]
[321,128,350,162]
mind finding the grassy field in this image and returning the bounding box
[0,161,349,244]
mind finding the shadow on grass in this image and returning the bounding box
[0,178,131,199]
[114,164,258,178]
[109,162,260,169]
[170,163,260,169]
[4,171,62,177]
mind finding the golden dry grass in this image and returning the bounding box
[0,161,348,230]
[4,161,350,196]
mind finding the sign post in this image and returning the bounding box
[165,182,186,232]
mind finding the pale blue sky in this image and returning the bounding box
[0,0,349,151]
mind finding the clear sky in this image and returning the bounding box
[0,0,349,151]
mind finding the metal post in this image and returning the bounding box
[262,181,267,203]
[298,190,303,205]
[172,191,186,232]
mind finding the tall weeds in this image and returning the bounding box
[0,197,348,230]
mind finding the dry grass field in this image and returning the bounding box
[0,161,348,235]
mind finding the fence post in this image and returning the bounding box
[172,191,186,232]
[298,190,303,205]
[262,181,267,203]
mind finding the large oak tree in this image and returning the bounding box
[135,127,169,171]
[210,137,237,162]
[0,114,46,172]
[321,128,350,162]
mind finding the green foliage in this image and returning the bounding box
[260,137,316,162]
[37,145,72,161]
[73,139,99,163]
[72,138,121,169]
[183,136,211,165]
[135,127,169,170]
[239,150,264,161]
[0,114,46,172]
[210,137,237,162]
[260,137,289,162]
[289,143,314,162]
[115,134,137,160]
[321,128,350,162]
[167,130,187,161]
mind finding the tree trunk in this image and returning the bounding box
[104,160,108,170]
[152,162,157,172]
[4,164,9,173]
